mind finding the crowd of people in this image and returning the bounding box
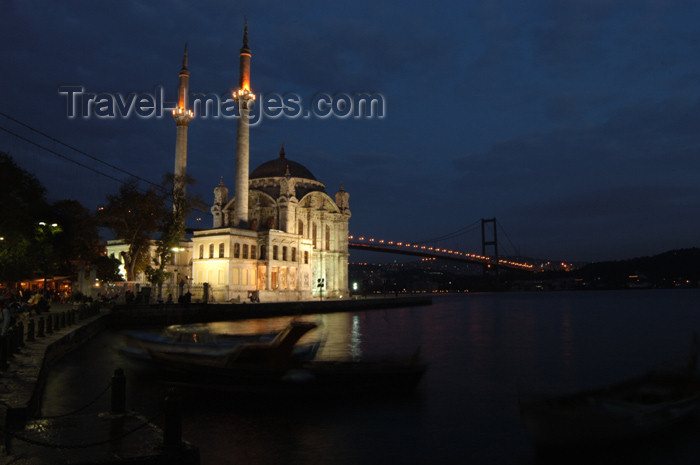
[0,289,52,336]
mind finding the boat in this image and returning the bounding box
[117,324,279,360]
[519,335,700,449]
[146,321,427,395]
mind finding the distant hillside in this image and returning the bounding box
[576,248,700,288]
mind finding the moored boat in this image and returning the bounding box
[519,335,700,449]
[145,321,427,395]
[117,324,278,360]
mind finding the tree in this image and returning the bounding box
[99,179,168,281]
[145,174,205,293]
[99,174,204,284]
[50,200,103,276]
[93,255,124,283]
[0,152,49,285]
[33,221,62,287]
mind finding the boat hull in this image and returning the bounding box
[519,370,700,449]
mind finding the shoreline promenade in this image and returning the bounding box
[0,302,198,465]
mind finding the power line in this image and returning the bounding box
[0,121,207,215]
[0,124,127,186]
[0,111,164,191]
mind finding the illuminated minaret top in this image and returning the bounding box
[239,22,251,90]
[232,21,255,227]
[172,43,193,201]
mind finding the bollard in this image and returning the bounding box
[0,336,7,371]
[46,314,53,334]
[163,388,182,449]
[7,327,17,356]
[78,303,87,319]
[17,322,24,348]
[37,317,45,338]
[111,368,127,415]
[26,319,35,342]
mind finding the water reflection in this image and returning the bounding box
[39,290,700,465]
[350,315,362,359]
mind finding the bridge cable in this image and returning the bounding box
[413,220,482,244]
[496,220,520,257]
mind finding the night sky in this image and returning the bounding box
[2,1,700,263]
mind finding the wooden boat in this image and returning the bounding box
[146,321,427,395]
[519,336,700,449]
[118,324,278,360]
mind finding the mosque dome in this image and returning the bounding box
[250,144,317,181]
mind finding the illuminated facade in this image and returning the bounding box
[106,24,351,302]
[191,24,351,302]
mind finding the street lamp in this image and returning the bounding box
[317,278,325,301]
[36,221,62,292]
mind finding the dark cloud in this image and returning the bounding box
[2,0,700,261]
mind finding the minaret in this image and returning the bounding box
[232,21,255,228]
[172,44,193,201]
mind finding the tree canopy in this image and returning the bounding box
[0,152,103,285]
[99,174,204,283]
[98,179,167,281]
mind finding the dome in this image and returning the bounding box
[250,145,317,181]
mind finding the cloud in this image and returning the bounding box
[448,96,700,260]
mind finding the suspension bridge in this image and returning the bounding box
[349,218,543,271]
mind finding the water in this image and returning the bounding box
[42,290,700,464]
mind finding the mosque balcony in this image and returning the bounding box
[172,106,194,124]
[233,88,256,106]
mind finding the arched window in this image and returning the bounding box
[234,243,240,258]
[325,225,330,251]
[208,244,214,258]
[199,244,204,259]
[273,245,278,260]
[291,247,297,262]
[260,245,267,260]
[282,246,288,261]
[251,245,257,259]
[304,251,309,264]
[312,223,317,249]
[298,219,304,236]
[242,244,249,259]
[219,243,225,258]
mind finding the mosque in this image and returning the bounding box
[107,24,351,303]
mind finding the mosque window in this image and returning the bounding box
[219,243,225,258]
[199,244,204,259]
[291,247,297,262]
[251,245,257,259]
[325,226,330,251]
[304,251,309,264]
[298,220,303,236]
[282,246,288,261]
[273,245,279,260]
[242,244,249,259]
[234,243,240,258]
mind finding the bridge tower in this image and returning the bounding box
[481,217,498,275]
